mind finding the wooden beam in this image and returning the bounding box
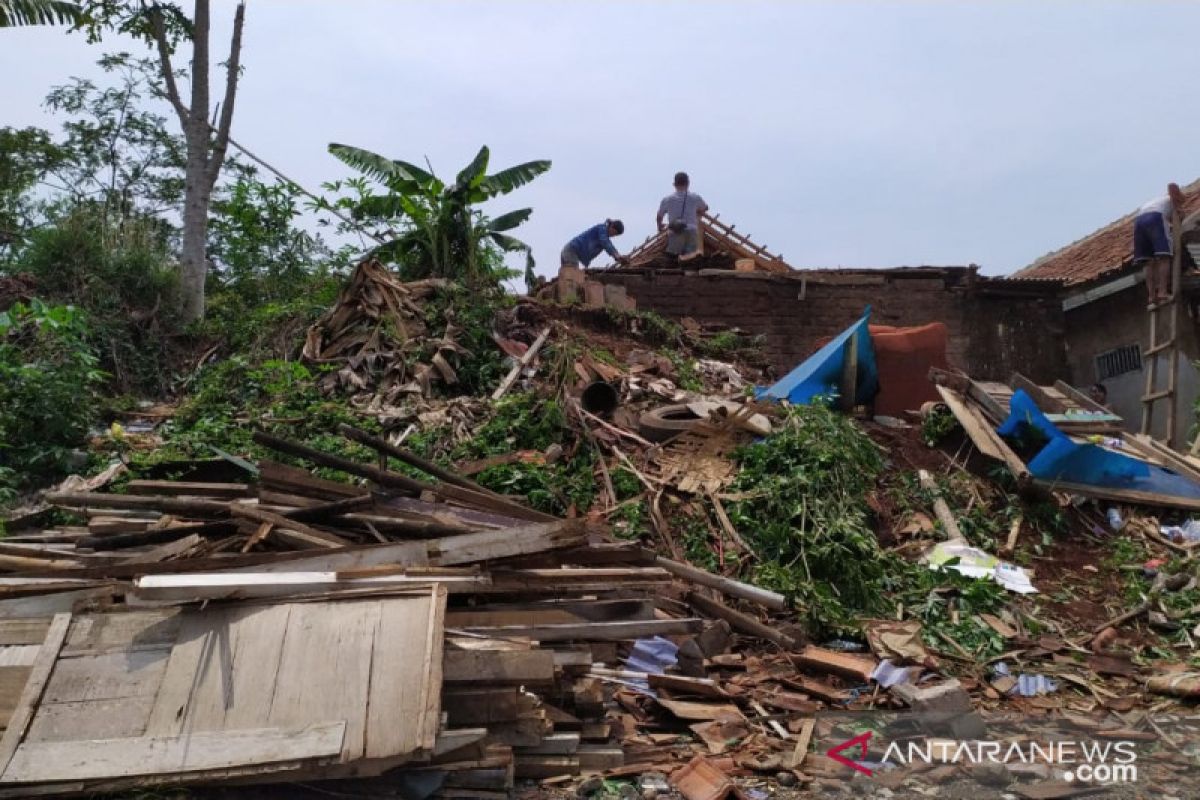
[686,591,798,650]
[228,504,350,548]
[492,327,551,400]
[452,618,703,642]
[125,480,251,498]
[655,557,786,610]
[1032,479,1200,511]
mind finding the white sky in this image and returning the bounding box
[3,0,1199,279]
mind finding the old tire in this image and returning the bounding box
[637,404,702,442]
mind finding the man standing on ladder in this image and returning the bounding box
[1133,182,1186,306]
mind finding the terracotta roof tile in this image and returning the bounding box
[1013,179,1200,286]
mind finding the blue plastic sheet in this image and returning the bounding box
[997,389,1200,500]
[758,307,879,405]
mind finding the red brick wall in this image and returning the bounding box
[589,268,1065,382]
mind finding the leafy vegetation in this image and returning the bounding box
[0,300,104,498]
[727,403,892,630]
[324,143,549,289]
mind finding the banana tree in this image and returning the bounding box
[327,143,549,289]
[0,0,82,26]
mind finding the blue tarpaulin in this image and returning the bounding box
[997,389,1200,500]
[758,308,879,405]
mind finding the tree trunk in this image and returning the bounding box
[150,0,245,325]
[178,173,210,323]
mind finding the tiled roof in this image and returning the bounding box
[1013,179,1200,286]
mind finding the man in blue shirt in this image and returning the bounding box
[561,219,629,268]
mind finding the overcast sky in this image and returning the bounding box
[3,1,1199,280]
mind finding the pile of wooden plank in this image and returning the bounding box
[931,368,1200,510]
[0,424,822,796]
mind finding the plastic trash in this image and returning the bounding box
[822,638,868,652]
[1107,507,1125,532]
[1161,518,1200,543]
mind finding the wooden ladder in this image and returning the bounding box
[1140,211,1184,444]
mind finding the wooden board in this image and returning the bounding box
[2,722,346,783]
[443,650,555,685]
[0,614,70,779]
[143,591,445,764]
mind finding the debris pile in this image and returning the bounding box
[5,262,1200,797]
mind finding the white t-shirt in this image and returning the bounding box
[1138,195,1174,218]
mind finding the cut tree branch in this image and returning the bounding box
[148,5,189,129]
[206,0,245,188]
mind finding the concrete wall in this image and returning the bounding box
[1063,284,1200,448]
[590,267,1066,383]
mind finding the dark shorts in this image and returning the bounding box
[1133,211,1171,262]
[560,245,582,267]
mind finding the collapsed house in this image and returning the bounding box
[579,212,1066,385]
[576,195,1200,451]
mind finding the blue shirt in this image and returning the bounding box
[567,223,619,266]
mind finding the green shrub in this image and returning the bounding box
[726,403,891,630]
[0,300,105,494]
[12,206,178,394]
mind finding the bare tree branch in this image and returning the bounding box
[148,4,189,129]
[205,0,244,188]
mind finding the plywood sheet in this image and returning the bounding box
[2,722,346,783]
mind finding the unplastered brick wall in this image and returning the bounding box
[588,267,1065,382]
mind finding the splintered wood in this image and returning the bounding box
[0,422,828,796]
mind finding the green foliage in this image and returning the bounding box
[323,144,549,289]
[12,204,178,392]
[0,126,66,254]
[921,405,959,446]
[0,299,104,493]
[208,176,347,308]
[727,403,890,631]
[418,284,513,396]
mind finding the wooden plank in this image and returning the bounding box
[117,534,203,565]
[454,619,703,642]
[0,622,50,648]
[686,592,798,650]
[267,602,375,761]
[443,650,555,685]
[258,459,362,500]
[1009,373,1065,412]
[126,480,251,498]
[40,648,168,706]
[791,646,876,682]
[132,571,482,602]
[0,590,109,618]
[1,722,346,783]
[934,385,1030,481]
[228,504,348,548]
[26,696,155,742]
[493,327,551,400]
[0,669,31,730]
[428,521,587,566]
[1033,479,1200,511]
[443,688,520,725]
[366,586,444,757]
[655,557,786,610]
[0,613,70,779]
[222,540,430,574]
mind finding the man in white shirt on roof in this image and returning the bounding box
[1133,182,1186,306]
[656,172,709,259]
